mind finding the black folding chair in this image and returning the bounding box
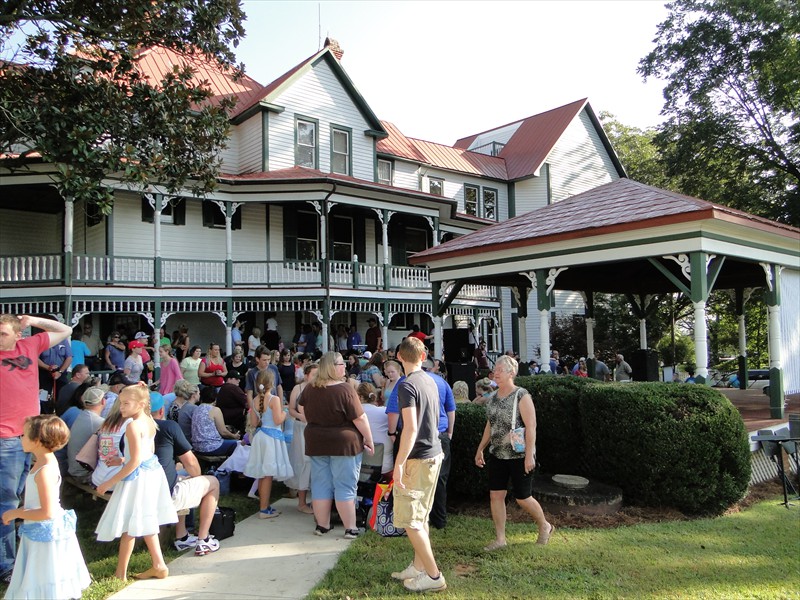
[758,428,797,507]
[356,443,385,529]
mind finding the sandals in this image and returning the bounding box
[537,523,555,545]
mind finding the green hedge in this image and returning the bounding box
[448,379,751,515]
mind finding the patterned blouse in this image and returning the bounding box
[486,387,528,460]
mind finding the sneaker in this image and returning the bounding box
[1,571,13,584]
[258,506,280,519]
[403,571,447,593]
[343,528,359,539]
[174,534,198,551]
[313,524,333,536]
[194,535,220,556]
[391,562,423,580]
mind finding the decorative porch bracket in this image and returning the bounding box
[433,280,465,318]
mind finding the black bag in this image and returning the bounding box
[209,506,235,540]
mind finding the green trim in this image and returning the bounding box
[707,255,726,291]
[464,184,479,217]
[427,229,800,276]
[690,252,709,303]
[764,264,781,306]
[508,182,516,219]
[295,114,320,169]
[769,367,784,419]
[438,281,465,316]
[261,110,269,172]
[230,101,285,126]
[511,312,519,355]
[364,129,388,139]
[647,257,691,296]
[545,163,552,204]
[330,124,353,176]
[535,270,551,312]
[482,186,498,221]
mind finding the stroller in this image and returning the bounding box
[355,443,385,529]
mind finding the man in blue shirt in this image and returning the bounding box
[424,359,455,529]
[38,335,72,400]
[346,324,362,352]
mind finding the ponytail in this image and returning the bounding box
[258,383,266,415]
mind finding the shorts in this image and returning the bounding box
[309,455,362,502]
[393,453,443,530]
[487,455,532,499]
[171,476,211,512]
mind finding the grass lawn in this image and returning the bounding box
[308,498,800,600]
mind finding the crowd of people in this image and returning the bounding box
[1,314,563,597]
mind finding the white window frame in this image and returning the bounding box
[296,118,317,169]
[429,177,444,196]
[331,128,350,175]
[377,159,393,185]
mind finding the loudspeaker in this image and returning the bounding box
[443,329,474,364]
[447,362,476,400]
[630,349,659,382]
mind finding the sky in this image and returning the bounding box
[235,0,671,145]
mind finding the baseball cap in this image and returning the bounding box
[227,372,241,380]
[128,340,144,350]
[134,331,148,340]
[82,387,105,406]
[362,351,372,360]
[108,370,135,386]
[149,392,165,413]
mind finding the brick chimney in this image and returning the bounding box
[324,37,344,61]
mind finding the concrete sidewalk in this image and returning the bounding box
[111,498,352,600]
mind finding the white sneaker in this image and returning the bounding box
[391,562,423,581]
[174,534,198,551]
[403,571,447,593]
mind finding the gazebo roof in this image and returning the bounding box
[410,179,800,296]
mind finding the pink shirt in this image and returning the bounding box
[158,357,183,395]
[0,333,50,437]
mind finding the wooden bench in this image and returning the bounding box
[195,454,227,473]
[63,475,111,502]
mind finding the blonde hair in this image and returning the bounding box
[357,382,378,404]
[99,395,126,433]
[312,351,344,388]
[495,354,519,377]
[118,383,157,428]
[256,369,275,414]
[452,380,470,402]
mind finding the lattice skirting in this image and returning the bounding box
[750,447,798,486]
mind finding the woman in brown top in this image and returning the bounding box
[299,352,374,539]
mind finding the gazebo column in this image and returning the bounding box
[625,294,657,351]
[688,252,724,385]
[581,292,596,378]
[534,270,552,372]
[734,288,753,390]
[513,285,529,363]
[432,315,443,360]
[761,263,784,418]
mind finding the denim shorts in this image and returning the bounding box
[310,455,362,502]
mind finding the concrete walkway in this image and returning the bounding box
[111,498,352,600]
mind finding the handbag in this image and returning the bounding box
[369,481,406,537]
[75,433,99,472]
[509,388,526,453]
[208,506,235,540]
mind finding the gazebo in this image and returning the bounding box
[410,179,800,418]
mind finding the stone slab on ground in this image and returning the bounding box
[111,498,353,600]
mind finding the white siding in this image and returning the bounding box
[392,160,420,191]
[268,60,375,179]
[0,209,61,254]
[467,121,522,150]
[365,215,378,264]
[237,114,263,174]
[449,175,507,219]
[269,205,283,260]
[219,129,239,174]
[547,109,619,202]
[513,177,549,216]
[781,268,800,394]
[111,194,266,261]
[72,199,106,255]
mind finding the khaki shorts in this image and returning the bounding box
[171,476,212,512]
[393,453,443,531]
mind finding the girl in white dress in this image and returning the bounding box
[2,414,91,600]
[244,370,293,519]
[95,384,178,580]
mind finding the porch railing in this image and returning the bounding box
[1,253,499,301]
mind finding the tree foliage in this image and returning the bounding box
[639,0,800,226]
[600,111,672,190]
[0,0,246,212]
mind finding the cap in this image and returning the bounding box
[362,351,372,360]
[82,387,105,405]
[227,372,241,380]
[128,340,144,350]
[134,331,149,340]
[149,392,165,413]
[108,370,135,386]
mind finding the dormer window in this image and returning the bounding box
[331,127,351,175]
[377,159,393,185]
[429,177,444,196]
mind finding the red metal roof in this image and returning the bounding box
[377,121,507,180]
[133,46,265,114]
[454,99,589,180]
[410,178,800,263]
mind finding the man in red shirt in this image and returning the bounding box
[0,313,72,581]
[408,324,431,344]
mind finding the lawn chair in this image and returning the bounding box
[356,442,385,529]
[758,428,797,506]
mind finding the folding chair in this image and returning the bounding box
[356,443,385,529]
[758,429,796,507]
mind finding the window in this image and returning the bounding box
[483,188,497,220]
[297,210,319,260]
[464,185,478,216]
[429,177,444,196]
[331,128,350,175]
[405,227,428,264]
[141,196,185,225]
[377,159,393,185]
[296,118,317,168]
[202,201,242,230]
[331,215,353,261]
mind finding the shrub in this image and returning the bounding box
[448,402,489,500]
[447,378,751,515]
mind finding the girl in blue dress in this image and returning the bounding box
[2,415,91,599]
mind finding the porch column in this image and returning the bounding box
[762,263,784,418]
[581,292,596,377]
[380,210,394,292]
[63,197,74,287]
[689,252,710,384]
[734,288,753,390]
[534,270,552,372]
[222,202,241,289]
[153,301,162,380]
[152,194,163,288]
[432,315,443,360]
[518,316,527,362]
